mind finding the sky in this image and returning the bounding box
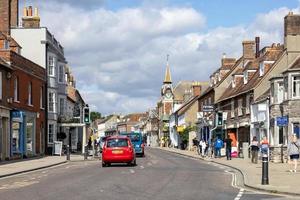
[20,0,300,115]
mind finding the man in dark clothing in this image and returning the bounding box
[224,136,232,160]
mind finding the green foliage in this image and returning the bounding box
[180,126,196,143]
[90,111,102,122]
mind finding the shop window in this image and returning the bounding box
[292,75,300,98]
[26,116,34,153]
[12,122,20,152]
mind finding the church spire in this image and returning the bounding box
[164,54,172,84]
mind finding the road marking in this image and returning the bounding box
[129,169,135,174]
[140,166,144,169]
[234,189,244,200]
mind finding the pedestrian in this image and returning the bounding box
[201,140,207,157]
[214,137,223,158]
[199,139,203,155]
[260,136,269,155]
[250,136,259,164]
[287,134,300,173]
[224,136,232,160]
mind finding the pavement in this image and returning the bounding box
[158,147,300,196]
[0,154,97,179]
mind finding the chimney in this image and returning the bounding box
[10,0,19,28]
[0,0,10,34]
[22,6,40,28]
[255,36,260,58]
[242,40,255,60]
[284,12,300,50]
[192,82,201,97]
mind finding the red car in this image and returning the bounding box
[102,136,136,167]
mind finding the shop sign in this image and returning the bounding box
[276,116,288,127]
[11,111,23,122]
[203,105,214,112]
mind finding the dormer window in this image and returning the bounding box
[4,40,9,49]
[259,62,264,77]
[243,71,248,84]
[232,77,236,88]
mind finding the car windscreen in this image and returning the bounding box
[106,138,128,148]
[130,134,141,142]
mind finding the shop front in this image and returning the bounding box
[0,107,10,161]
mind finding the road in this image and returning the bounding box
[0,148,294,200]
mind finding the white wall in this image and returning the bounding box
[11,28,46,68]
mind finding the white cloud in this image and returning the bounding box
[31,1,299,114]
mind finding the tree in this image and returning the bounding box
[90,111,102,122]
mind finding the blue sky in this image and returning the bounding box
[19,0,300,114]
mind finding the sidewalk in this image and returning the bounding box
[0,154,98,179]
[159,147,300,196]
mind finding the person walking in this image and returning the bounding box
[224,136,232,160]
[260,136,269,155]
[287,134,300,173]
[201,140,207,157]
[214,137,223,158]
[250,136,259,164]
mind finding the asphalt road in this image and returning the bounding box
[0,148,295,200]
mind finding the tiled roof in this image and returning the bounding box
[218,47,283,102]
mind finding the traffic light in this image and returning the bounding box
[83,107,90,124]
[216,112,223,126]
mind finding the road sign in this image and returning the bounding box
[276,116,288,126]
[203,105,214,112]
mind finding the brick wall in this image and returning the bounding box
[0,0,10,34]
[242,41,255,60]
[284,13,300,36]
[10,0,18,28]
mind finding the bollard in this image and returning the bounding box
[84,145,88,160]
[66,145,70,161]
[261,153,269,185]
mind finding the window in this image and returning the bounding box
[238,99,243,116]
[243,71,248,84]
[293,123,300,138]
[49,92,56,112]
[259,62,264,77]
[58,65,64,83]
[4,40,9,49]
[48,124,54,144]
[232,77,236,88]
[246,94,250,114]
[271,83,274,104]
[231,99,235,118]
[14,77,19,102]
[40,87,44,109]
[279,127,284,145]
[28,82,32,105]
[48,56,55,76]
[59,98,64,115]
[292,75,300,98]
[0,72,2,100]
[208,97,211,105]
[277,82,284,103]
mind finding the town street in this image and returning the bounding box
[0,148,292,200]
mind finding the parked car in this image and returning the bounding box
[102,136,136,167]
[120,132,145,157]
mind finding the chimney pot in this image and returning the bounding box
[288,11,294,16]
[34,7,39,17]
[28,6,33,16]
[23,7,27,17]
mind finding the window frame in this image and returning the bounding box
[48,56,55,77]
[292,74,300,98]
[14,76,19,102]
[48,92,56,112]
[58,64,64,83]
[28,82,33,106]
[40,86,44,109]
[231,99,235,118]
[48,123,55,144]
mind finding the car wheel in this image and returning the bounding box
[132,159,136,166]
[102,162,106,167]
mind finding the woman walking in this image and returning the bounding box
[250,136,259,164]
[287,134,300,173]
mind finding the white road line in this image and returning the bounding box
[140,166,145,169]
[129,169,135,174]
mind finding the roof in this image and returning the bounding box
[0,57,12,69]
[255,89,270,103]
[217,47,283,102]
[290,56,300,69]
[164,64,172,83]
[176,95,199,116]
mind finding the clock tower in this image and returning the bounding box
[160,55,173,116]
